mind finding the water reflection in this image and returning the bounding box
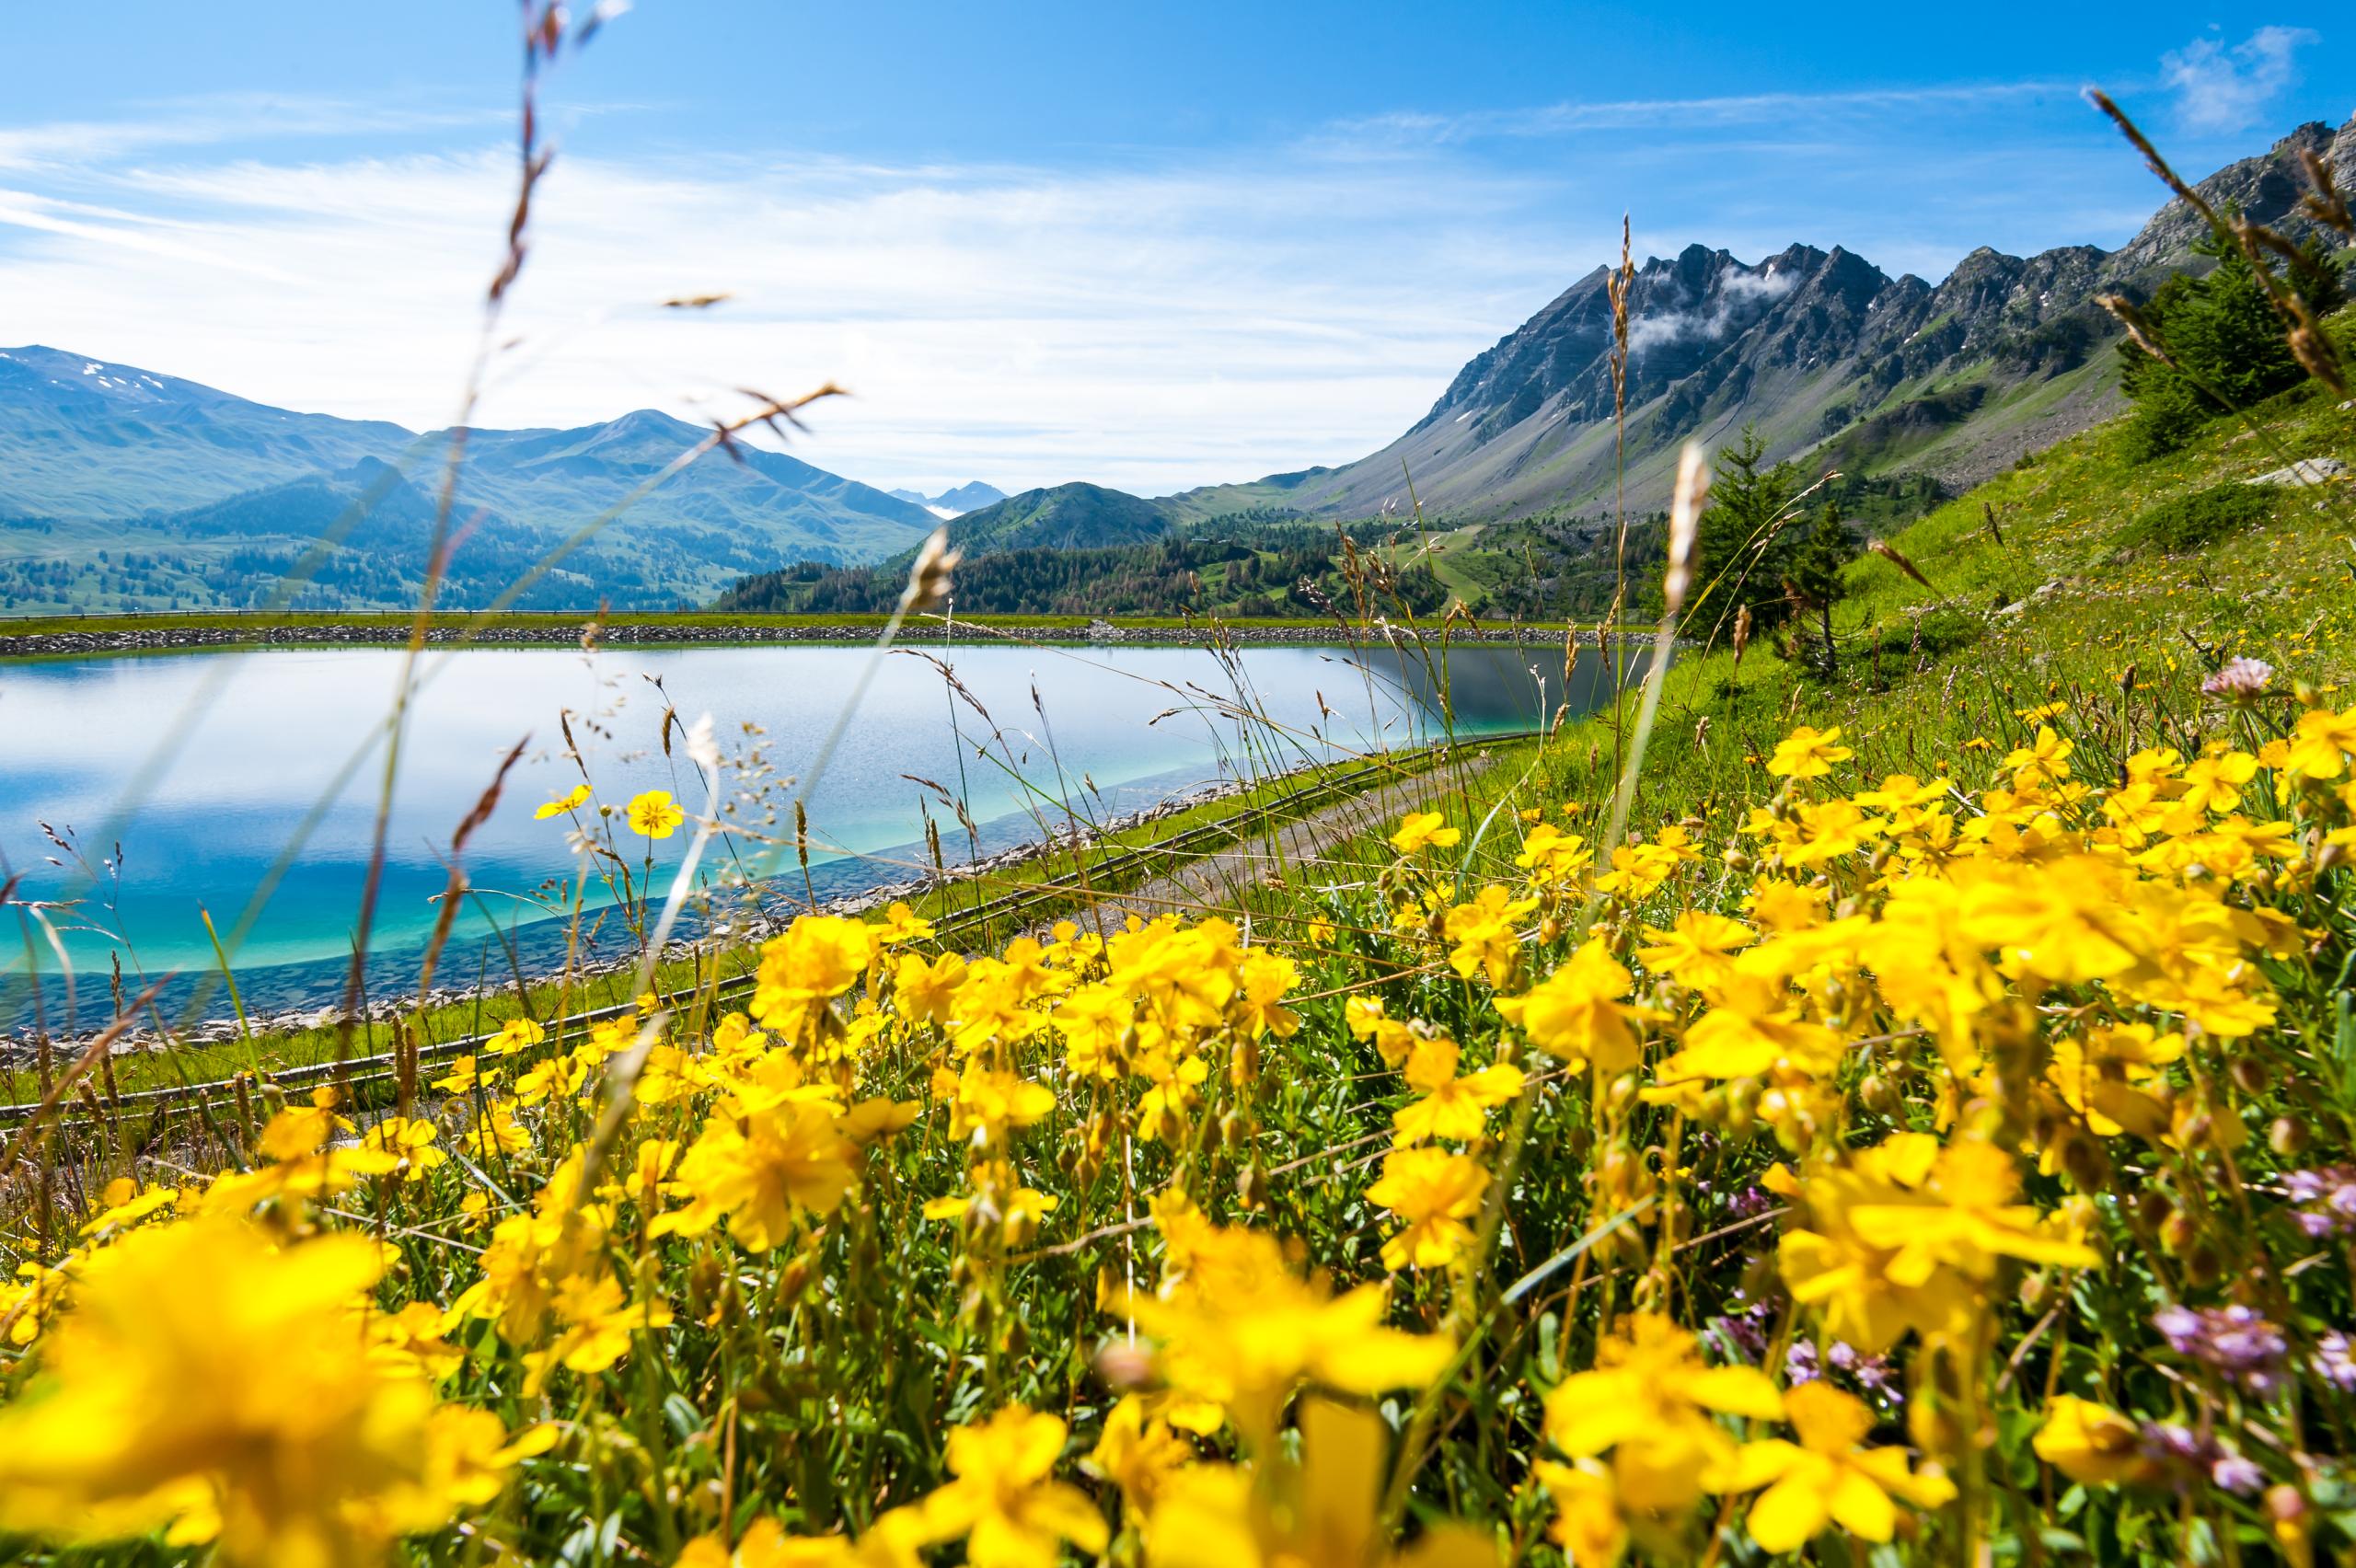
[0,639,1616,1025]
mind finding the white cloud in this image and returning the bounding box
[0,95,508,174]
[0,79,2247,498]
[2161,25,2317,133]
[1626,259,1799,353]
[1336,80,2072,145]
[0,121,1591,496]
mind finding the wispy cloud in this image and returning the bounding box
[0,77,2283,495]
[0,120,1580,494]
[1335,79,2075,145]
[2160,25,2316,133]
[0,95,507,173]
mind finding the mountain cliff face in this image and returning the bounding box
[1162,115,2356,525]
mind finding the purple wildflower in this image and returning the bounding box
[1784,1340,1821,1384]
[2155,1303,2289,1395]
[1705,1300,1774,1365]
[2139,1422,2206,1467]
[2283,1166,2356,1239]
[2212,1451,2265,1494]
[2316,1332,2356,1393]
[2200,657,2274,703]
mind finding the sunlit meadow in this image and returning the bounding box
[4,12,2356,1568]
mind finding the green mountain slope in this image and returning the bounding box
[937,482,1172,556]
[0,348,936,611]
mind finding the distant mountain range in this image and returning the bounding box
[889,114,2354,582]
[6,113,2350,615]
[1151,114,2356,525]
[886,481,1008,520]
[0,347,945,610]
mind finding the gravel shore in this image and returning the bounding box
[0,617,1577,659]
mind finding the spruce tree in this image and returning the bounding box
[1690,424,1802,644]
[1785,498,1856,679]
[2119,228,2349,460]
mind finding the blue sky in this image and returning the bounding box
[2,3,2347,495]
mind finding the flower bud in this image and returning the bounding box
[2160,1209,2198,1255]
[1094,1338,1156,1391]
[2058,1132,2110,1193]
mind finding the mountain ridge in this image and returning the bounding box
[928,481,1172,558]
[887,480,1007,519]
[0,347,939,609]
[1157,113,2356,525]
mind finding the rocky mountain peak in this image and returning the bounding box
[1175,110,2355,528]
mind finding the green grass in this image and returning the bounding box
[1551,349,2356,825]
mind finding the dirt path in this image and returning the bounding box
[1024,749,1507,940]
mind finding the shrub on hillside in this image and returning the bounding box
[2118,480,2275,553]
[2118,230,2348,461]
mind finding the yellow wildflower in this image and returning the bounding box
[752,915,879,1040]
[627,788,686,838]
[1543,1312,1782,1514]
[1768,724,1854,779]
[1390,811,1461,855]
[2033,1395,2154,1486]
[1083,1397,1193,1515]
[918,1408,1108,1568]
[656,1099,859,1252]
[0,1218,475,1567]
[895,950,968,1025]
[533,782,590,820]
[487,1016,546,1055]
[2283,704,2356,779]
[1391,1036,1524,1147]
[78,1177,177,1238]
[1120,1221,1451,1440]
[1442,885,1535,988]
[1496,940,1638,1074]
[1636,909,1753,989]
[1718,1382,1954,1553]
[876,901,934,944]
[1364,1147,1488,1270]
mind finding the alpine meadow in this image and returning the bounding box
[2,7,2356,1568]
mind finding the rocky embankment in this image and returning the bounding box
[0,617,1576,659]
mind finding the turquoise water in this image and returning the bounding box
[0,638,1599,1024]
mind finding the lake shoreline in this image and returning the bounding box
[1,765,1278,1060]
[0,617,1587,661]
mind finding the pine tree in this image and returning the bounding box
[1785,498,1856,679]
[2119,227,2349,460]
[1690,424,1802,644]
